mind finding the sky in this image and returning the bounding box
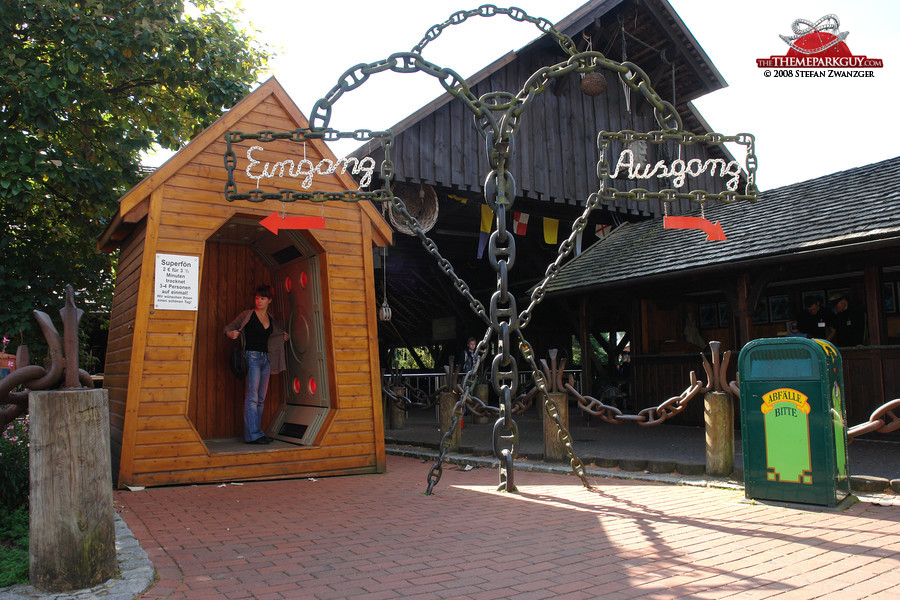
[149,0,899,192]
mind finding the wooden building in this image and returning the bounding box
[351,0,743,364]
[99,78,392,488]
[544,156,900,430]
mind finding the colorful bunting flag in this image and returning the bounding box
[596,223,612,238]
[513,212,529,236]
[480,204,493,233]
[477,231,489,258]
[543,217,559,245]
[478,204,493,258]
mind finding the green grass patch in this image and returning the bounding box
[0,505,29,587]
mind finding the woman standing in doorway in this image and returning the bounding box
[225,285,289,444]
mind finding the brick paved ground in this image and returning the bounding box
[114,455,900,600]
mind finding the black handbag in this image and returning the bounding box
[228,332,247,379]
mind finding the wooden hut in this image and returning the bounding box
[98,78,392,488]
[544,156,900,430]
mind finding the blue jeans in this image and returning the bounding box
[244,351,271,441]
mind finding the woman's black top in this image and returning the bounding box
[244,312,272,352]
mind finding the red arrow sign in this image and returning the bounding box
[260,212,326,235]
[664,216,727,241]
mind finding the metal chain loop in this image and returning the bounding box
[848,398,900,440]
[565,371,704,426]
[410,5,575,59]
[426,328,495,494]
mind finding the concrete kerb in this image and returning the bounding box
[0,513,155,600]
[386,443,900,506]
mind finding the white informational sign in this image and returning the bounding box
[154,254,200,311]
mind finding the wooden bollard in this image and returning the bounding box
[542,391,569,461]
[705,391,734,477]
[438,391,461,451]
[473,383,490,424]
[29,388,116,592]
[389,386,405,429]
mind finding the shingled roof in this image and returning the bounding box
[545,155,900,295]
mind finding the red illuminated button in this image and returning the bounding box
[308,377,316,395]
[299,271,308,289]
[293,378,301,394]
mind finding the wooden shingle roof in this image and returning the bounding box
[545,155,900,295]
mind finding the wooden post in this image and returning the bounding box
[29,388,116,592]
[473,383,490,424]
[542,391,569,461]
[704,391,734,477]
[389,386,405,429]
[438,391,461,451]
[864,265,884,346]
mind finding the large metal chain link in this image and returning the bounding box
[564,373,705,426]
[426,327,494,494]
[848,398,900,441]
[410,5,574,58]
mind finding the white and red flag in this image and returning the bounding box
[513,211,529,235]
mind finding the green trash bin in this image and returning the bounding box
[738,337,850,507]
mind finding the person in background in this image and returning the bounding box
[796,295,834,340]
[458,337,478,376]
[225,285,289,444]
[827,293,865,347]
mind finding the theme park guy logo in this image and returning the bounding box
[757,15,883,77]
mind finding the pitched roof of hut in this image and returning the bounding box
[99,77,391,251]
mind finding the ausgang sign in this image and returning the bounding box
[597,129,758,204]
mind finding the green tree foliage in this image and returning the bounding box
[0,0,271,346]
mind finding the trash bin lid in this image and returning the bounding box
[739,339,824,380]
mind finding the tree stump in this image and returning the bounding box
[29,388,117,592]
[705,391,735,477]
[389,386,405,429]
[473,383,490,424]
[542,392,570,461]
[438,391,461,452]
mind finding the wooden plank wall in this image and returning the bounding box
[380,43,731,217]
[114,92,386,487]
[104,222,147,482]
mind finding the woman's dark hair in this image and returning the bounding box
[255,284,275,299]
